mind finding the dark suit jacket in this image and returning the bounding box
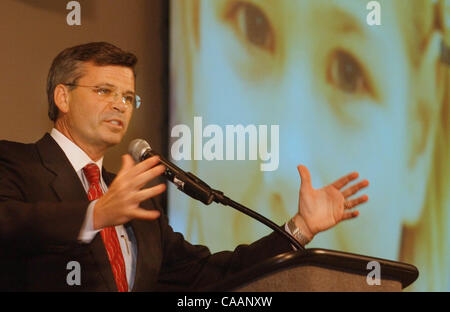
[0,133,291,291]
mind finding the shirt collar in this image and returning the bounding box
[50,128,104,173]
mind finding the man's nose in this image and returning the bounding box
[111,94,127,113]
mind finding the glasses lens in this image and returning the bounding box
[135,95,141,109]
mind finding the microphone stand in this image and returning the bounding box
[183,171,305,251]
[211,190,305,251]
[137,145,305,251]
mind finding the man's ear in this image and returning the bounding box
[53,84,70,114]
[403,32,444,225]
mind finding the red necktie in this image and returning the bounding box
[83,163,128,292]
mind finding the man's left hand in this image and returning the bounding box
[292,165,369,242]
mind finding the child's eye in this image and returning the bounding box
[327,50,371,96]
[227,1,275,53]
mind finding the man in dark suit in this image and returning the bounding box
[0,42,369,291]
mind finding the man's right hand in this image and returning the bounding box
[93,154,166,230]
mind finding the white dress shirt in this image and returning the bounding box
[50,128,137,291]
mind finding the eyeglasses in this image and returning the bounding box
[63,83,142,109]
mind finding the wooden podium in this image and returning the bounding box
[205,249,418,292]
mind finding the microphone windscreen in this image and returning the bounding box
[128,139,151,162]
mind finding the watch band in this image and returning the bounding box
[287,218,310,247]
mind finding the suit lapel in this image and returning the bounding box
[36,133,87,203]
[36,133,117,291]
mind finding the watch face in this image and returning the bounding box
[288,219,309,245]
[287,219,294,231]
[289,220,297,231]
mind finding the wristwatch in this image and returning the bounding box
[287,218,311,247]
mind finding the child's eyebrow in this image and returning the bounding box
[318,6,367,38]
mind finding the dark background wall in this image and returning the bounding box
[0,0,168,176]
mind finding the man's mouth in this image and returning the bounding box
[105,119,124,128]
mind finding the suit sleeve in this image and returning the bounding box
[0,144,89,253]
[155,202,292,291]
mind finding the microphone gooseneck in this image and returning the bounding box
[128,138,305,251]
[129,139,215,205]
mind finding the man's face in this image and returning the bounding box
[63,63,135,155]
[171,0,433,258]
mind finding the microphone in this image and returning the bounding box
[128,139,216,205]
[128,138,305,251]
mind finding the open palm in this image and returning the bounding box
[297,165,369,236]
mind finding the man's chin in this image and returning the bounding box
[101,132,125,147]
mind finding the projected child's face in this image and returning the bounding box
[184,0,438,258]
